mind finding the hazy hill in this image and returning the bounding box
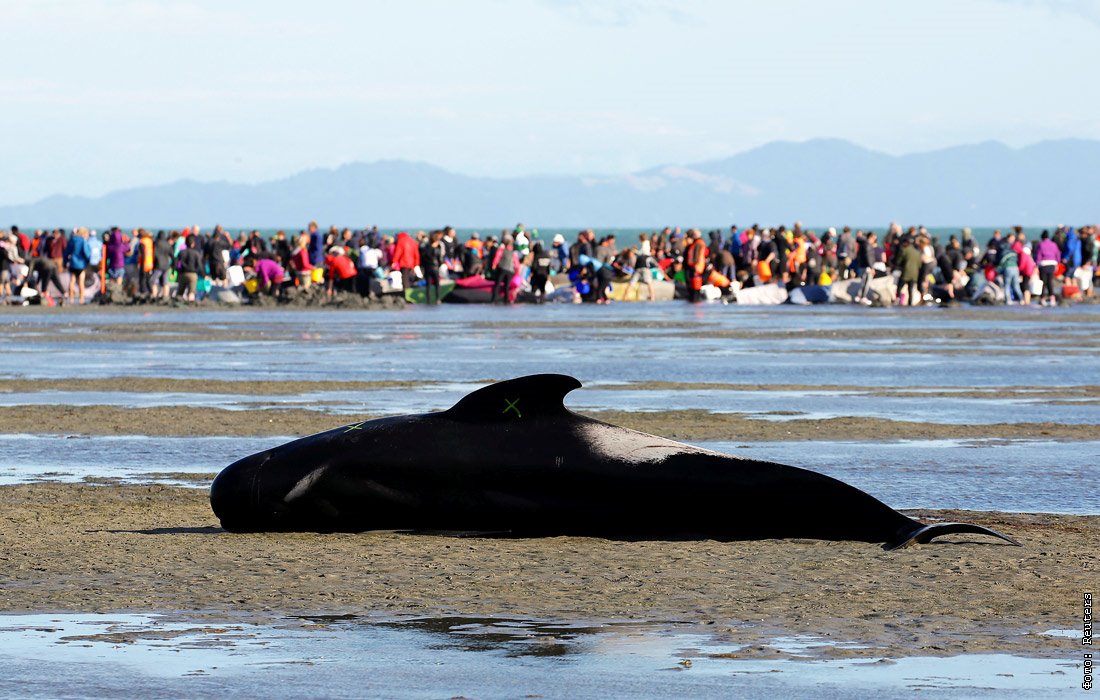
[1,139,1096,228]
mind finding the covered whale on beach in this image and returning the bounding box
[210,374,1020,550]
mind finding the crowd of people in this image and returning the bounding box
[0,220,1095,306]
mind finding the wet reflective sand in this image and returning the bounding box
[0,613,1084,698]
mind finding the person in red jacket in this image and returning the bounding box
[289,233,314,289]
[12,227,30,256]
[391,231,420,293]
[325,246,358,296]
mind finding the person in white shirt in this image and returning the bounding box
[358,243,384,297]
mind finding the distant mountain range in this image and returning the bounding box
[2,139,1097,228]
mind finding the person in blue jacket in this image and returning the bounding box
[308,220,325,267]
[64,227,92,304]
[1062,226,1082,280]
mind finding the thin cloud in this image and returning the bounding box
[6,0,334,37]
[537,0,698,27]
[991,0,1100,25]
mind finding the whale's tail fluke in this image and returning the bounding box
[885,522,1021,551]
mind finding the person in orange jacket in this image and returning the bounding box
[137,229,155,298]
[684,229,708,302]
[787,231,810,287]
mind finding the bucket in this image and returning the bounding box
[707,270,730,288]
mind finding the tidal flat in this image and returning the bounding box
[0,304,1093,696]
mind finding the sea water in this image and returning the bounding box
[0,434,1093,514]
[0,305,1096,514]
[3,304,1098,387]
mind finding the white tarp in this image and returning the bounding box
[829,276,898,305]
[734,283,788,305]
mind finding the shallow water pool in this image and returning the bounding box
[0,613,1082,699]
[0,434,1093,514]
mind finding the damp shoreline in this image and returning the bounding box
[0,402,1095,441]
[0,482,1091,661]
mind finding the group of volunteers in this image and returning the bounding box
[0,220,1095,306]
[721,222,1097,306]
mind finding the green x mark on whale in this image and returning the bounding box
[502,398,522,418]
[344,421,366,433]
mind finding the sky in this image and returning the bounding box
[2,0,1099,204]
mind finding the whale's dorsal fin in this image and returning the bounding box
[444,374,582,423]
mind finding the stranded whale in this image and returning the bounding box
[210,374,1019,550]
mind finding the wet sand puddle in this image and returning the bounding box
[0,613,1082,698]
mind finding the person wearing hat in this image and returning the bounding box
[550,233,568,273]
[513,225,530,258]
[325,245,358,296]
[626,232,657,301]
[683,229,708,302]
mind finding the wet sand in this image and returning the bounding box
[603,380,1100,399]
[0,377,431,395]
[0,482,1090,658]
[4,311,1098,350]
[3,403,1096,441]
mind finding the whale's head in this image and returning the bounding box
[210,442,333,532]
[210,415,422,532]
[209,376,583,533]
